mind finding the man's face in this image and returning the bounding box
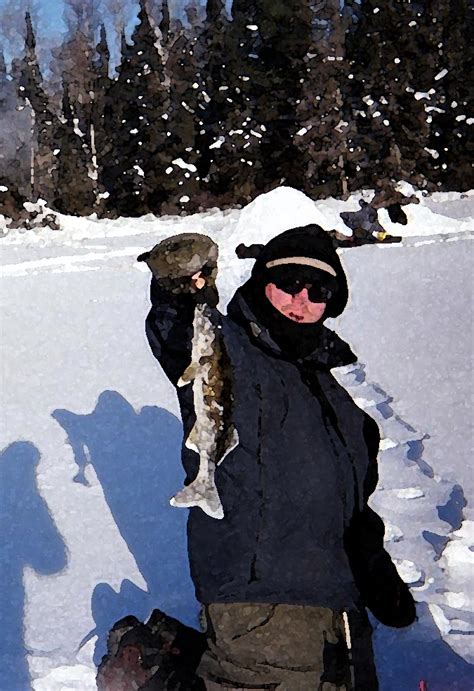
[265,282,327,323]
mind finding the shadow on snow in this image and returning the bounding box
[372,601,473,690]
[52,390,200,665]
[0,441,67,691]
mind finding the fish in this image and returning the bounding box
[171,302,239,520]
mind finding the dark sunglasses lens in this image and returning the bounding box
[273,277,302,295]
[308,285,333,303]
[273,277,333,303]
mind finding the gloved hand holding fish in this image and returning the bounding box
[138,233,239,520]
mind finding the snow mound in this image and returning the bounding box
[216,187,332,308]
[229,186,329,248]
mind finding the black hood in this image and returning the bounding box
[240,224,350,319]
[227,288,357,370]
[229,224,354,364]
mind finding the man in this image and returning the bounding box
[142,224,416,690]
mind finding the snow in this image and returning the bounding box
[172,157,197,173]
[1,186,473,689]
[434,68,448,81]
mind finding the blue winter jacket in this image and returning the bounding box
[145,278,415,627]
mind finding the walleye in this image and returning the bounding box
[172,302,239,520]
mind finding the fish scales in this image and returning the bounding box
[171,302,239,519]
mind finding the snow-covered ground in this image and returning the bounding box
[1,186,473,690]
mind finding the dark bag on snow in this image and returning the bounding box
[96,608,207,690]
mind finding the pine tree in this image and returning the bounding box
[346,0,432,189]
[196,0,312,203]
[0,51,32,195]
[251,0,312,189]
[53,83,96,214]
[54,3,109,211]
[162,25,203,212]
[160,0,170,45]
[16,12,59,203]
[203,0,267,204]
[192,0,232,186]
[295,0,363,198]
[416,0,473,190]
[104,0,169,215]
[90,23,112,211]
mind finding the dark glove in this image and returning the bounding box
[139,233,219,305]
[356,549,417,628]
[345,507,417,628]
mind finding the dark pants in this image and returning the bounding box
[197,603,378,690]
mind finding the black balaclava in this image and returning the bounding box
[238,224,349,359]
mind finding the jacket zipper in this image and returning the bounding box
[249,383,264,584]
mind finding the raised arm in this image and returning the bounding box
[140,233,219,386]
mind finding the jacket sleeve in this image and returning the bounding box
[145,276,198,386]
[344,414,417,627]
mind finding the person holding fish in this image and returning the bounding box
[140,225,416,690]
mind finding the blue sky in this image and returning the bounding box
[0,0,206,70]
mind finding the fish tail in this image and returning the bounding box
[170,476,224,520]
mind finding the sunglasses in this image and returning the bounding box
[271,275,334,303]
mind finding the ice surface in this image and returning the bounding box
[1,186,473,689]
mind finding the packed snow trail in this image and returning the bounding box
[334,362,474,690]
[1,187,473,690]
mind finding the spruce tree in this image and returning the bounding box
[0,51,32,195]
[54,4,111,212]
[192,0,231,185]
[160,0,170,45]
[416,0,473,190]
[346,0,431,189]
[90,23,112,211]
[295,0,363,198]
[203,0,267,204]
[162,27,203,212]
[16,12,59,204]
[53,83,96,214]
[104,0,169,215]
[252,0,312,189]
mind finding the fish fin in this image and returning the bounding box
[184,424,200,453]
[177,362,198,387]
[170,478,224,520]
[216,426,239,466]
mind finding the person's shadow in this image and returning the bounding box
[52,391,200,665]
[0,442,67,691]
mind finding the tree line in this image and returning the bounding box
[0,0,472,218]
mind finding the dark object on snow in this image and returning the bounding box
[327,229,402,248]
[0,186,28,222]
[96,608,207,690]
[387,203,408,224]
[371,183,420,226]
[41,213,61,230]
[371,185,420,210]
[235,227,401,259]
[0,186,60,231]
[340,199,386,239]
[143,225,416,630]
